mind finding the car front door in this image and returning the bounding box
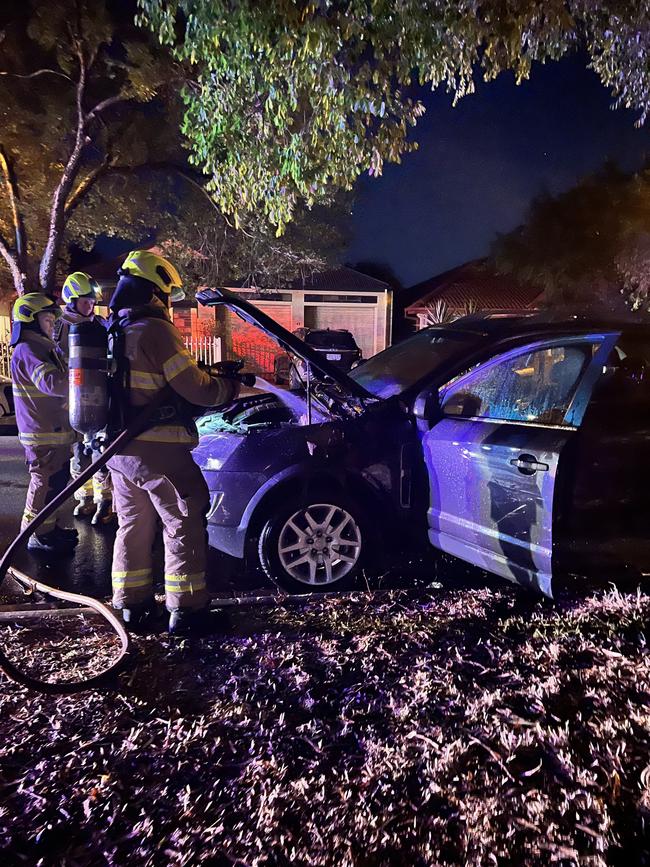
[417,334,618,596]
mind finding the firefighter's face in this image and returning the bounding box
[37,311,56,338]
[76,297,95,317]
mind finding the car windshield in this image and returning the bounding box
[349,328,482,398]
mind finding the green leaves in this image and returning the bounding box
[136,0,650,235]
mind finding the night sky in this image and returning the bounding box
[347,54,650,289]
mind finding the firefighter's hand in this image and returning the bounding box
[211,374,241,404]
[206,361,255,387]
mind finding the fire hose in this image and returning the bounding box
[0,369,253,695]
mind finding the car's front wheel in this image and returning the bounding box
[258,493,371,594]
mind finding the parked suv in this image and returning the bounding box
[194,288,650,598]
[274,327,362,388]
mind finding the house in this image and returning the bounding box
[214,267,393,374]
[47,253,393,372]
[403,259,542,331]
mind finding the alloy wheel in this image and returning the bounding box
[277,502,362,586]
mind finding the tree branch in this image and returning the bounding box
[38,46,89,292]
[0,145,27,264]
[86,95,128,122]
[0,69,74,83]
[64,155,113,217]
[0,229,24,294]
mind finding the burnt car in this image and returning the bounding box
[193,288,650,597]
[274,327,362,388]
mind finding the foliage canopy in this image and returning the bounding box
[137,0,650,233]
[0,0,340,299]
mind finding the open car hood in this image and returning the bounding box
[197,288,374,400]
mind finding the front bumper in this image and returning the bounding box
[202,470,268,559]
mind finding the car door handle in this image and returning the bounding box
[510,454,549,475]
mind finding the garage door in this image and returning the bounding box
[305,304,377,360]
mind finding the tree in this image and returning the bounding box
[0,0,183,297]
[0,0,341,301]
[492,164,650,310]
[159,197,350,292]
[137,0,650,233]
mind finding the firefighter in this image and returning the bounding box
[10,293,78,553]
[107,250,239,635]
[55,272,115,525]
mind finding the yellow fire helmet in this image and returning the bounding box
[118,250,183,298]
[62,271,102,305]
[10,292,61,345]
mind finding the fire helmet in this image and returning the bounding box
[10,293,61,345]
[62,272,102,305]
[118,250,182,298]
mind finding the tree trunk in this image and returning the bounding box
[0,239,25,295]
[38,51,88,295]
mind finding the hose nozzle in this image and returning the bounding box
[208,359,256,387]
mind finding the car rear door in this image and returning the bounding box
[419,333,618,596]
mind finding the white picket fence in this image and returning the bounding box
[0,341,9,380]
[0,315,10,379]
[184,335,222,366]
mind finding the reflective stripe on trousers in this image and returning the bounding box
[70,439,113,503]
[21,444,72,533]
[19,430,76,447]
[108,449,210,611]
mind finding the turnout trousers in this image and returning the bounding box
[21,444,72,533]
[108,448,210,611]
[70,437,112,504]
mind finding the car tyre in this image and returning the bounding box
[258,490,373,594]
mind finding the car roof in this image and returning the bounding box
[437,310,650,340]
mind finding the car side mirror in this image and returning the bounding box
[413,387,442,431]
[440,390,482,418]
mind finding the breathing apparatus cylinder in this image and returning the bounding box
[69,320,109,435]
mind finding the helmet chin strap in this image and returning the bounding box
[151,290,170,308]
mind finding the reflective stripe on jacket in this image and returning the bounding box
[116,305,236,452]
[11,332,74,448]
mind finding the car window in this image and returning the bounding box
[349,329,481,398]
[441,342,597,425]
[306,331,358,350]
[587,333,650,421]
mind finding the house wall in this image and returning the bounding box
[230,288,392,367]
[228,301,294,374]
[169,288,392,375]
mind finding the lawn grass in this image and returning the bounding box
[1,585,649,866]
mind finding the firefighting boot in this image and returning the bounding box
[91,500,115,526]
[27,530,76,553]
[73,497,95,518]
[168,607,229,637]
[121,600,158,632]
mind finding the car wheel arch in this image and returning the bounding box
[243,468,392,563]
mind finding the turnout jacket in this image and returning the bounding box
[54,306,107,362]
[114,303,236,453]
[11,331,75,449]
